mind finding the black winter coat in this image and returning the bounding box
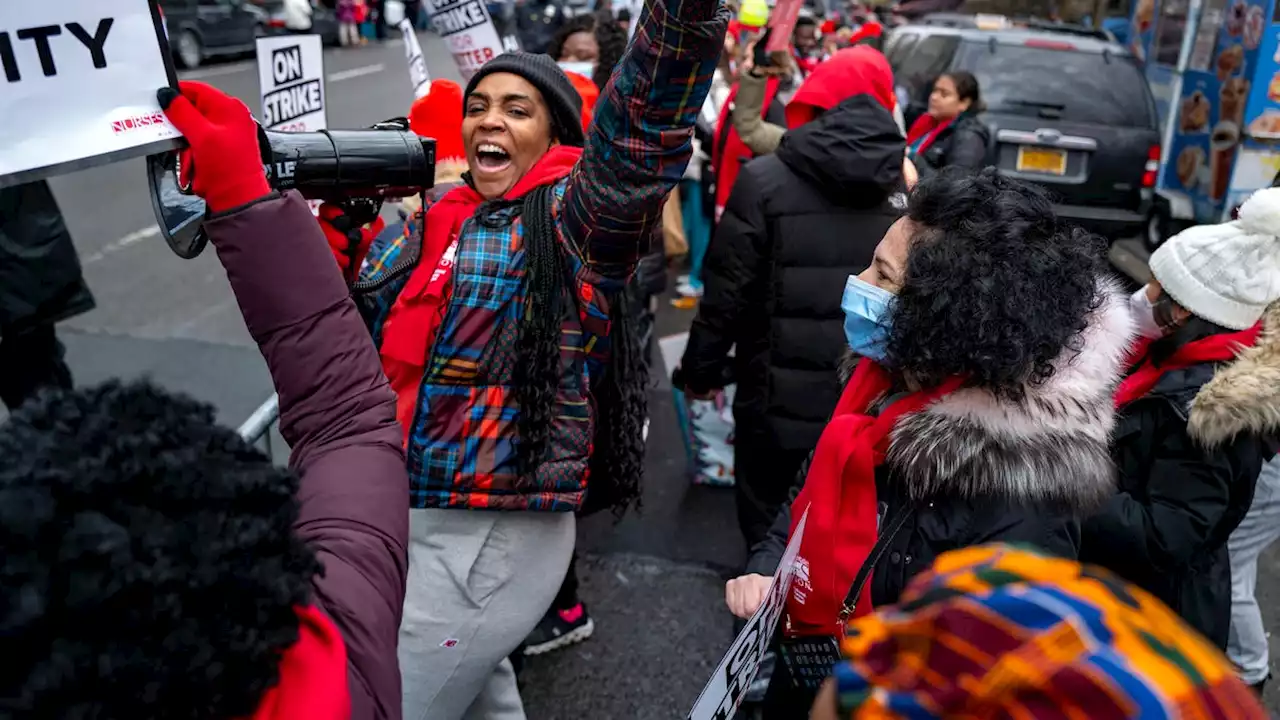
[746,280,1134,609]
[1080,316,1280,649]
[0,181,95,336]
[681,94,905,451]
[910,113,990,179]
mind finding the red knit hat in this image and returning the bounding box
[408,80,467,184]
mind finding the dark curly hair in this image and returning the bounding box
[0,381,321,719]
[592,10,628,91]
[548,14,596,63]
[884,168,1106,398]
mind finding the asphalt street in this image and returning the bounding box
[18,30,1280,718]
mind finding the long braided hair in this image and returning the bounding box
[514,185,648,516]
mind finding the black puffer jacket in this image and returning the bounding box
[910,112,990,179]
[747,279,1134,607]
[1081,311,1280,649]
[681,94,905,451]
[0,181,95,335]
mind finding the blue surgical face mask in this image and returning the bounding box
[558,61,596,78]
[841,274,895,363]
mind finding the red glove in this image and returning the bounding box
[157,81,270,213]
[319,203,385,283]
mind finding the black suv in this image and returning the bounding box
[161,0,269,69]
[886,17,1160,240]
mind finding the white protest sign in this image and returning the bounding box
[256,34,326,132]
[426,0,505,79]
[687,506,810,720]
[399,19,430,99]
[0,0,181,188]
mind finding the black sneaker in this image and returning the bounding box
[522,602,595,656]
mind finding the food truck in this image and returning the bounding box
[1130,0,1280,245]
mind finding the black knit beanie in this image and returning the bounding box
[463,52,586,147]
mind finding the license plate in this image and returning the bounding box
[1016,146,1068,175]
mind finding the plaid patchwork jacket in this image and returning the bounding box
[353,0,728,511]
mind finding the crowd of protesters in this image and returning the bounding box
[4,0,1280,718]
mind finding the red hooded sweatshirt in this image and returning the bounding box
[713,46,896,218]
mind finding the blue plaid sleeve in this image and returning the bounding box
[561,0,729,282]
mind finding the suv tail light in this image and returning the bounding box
[1024,39,1075,51]
[266,18,287,28]
[1143,145,1160,188]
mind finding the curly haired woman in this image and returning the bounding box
[723,168,1135,714]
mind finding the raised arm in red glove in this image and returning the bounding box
[157,82,271,213]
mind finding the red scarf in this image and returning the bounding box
[1114,324,1262,409]
[247,606,349,720]
[905,114,955,157]
[380,145,583,444]
[785,359,964,636]
[712,77,782,218]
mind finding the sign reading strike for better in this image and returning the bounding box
[426,0,504,79]
[0,0,181,188]
[687,506,811,720]
[256,34,326,132]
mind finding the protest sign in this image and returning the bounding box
[687,507,810,720]
[399,19,430,99]
[766,0,803,53]
[0,0,181,188]
[257,34,327,132]
[426,0,505,79]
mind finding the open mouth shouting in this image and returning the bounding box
[474,142,513,174]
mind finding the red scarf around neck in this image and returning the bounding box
[785,359,964,636]
[905,114,955,157]
[1113,324,1262,409]
[247,605,348,720]
[380,145,583,444]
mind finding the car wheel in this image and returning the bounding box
[176,30,203,69]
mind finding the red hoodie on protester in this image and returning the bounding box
[713,46,896,217]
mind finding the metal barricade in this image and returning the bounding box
[237,393,281,458]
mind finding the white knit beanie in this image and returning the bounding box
[1148,187,1280,330]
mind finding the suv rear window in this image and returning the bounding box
[956,41,1155,128]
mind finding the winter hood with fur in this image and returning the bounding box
[1188,301,1280,448]
[843,277,1135,510]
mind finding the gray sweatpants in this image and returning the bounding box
[398,508,576,720]
[1228,456,1280,685]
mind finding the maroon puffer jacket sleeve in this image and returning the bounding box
[203,191,408,720]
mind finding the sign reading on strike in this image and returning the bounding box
[256,34,326,132]
[399,19,430,99]
[0,0,180,188]
[426,0,504,79]
[687,507,811,720]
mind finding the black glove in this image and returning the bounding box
[752,27,774,71]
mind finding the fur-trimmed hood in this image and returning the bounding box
[855,277,1135,511]
[1188,302,1280,448]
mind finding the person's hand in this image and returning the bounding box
[725,573,773,619]
[157,81,270,213]
[903,155,919,189]
[671,365,719,400]
[319,203,386,284]
[743,27,775,75]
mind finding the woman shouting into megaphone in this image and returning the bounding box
[160,0,729,715]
